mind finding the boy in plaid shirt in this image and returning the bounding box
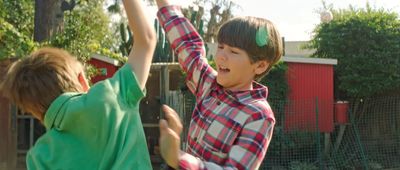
[156,0,283,169]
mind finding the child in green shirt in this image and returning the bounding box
[0,0,156,169]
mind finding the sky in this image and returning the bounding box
[229,0,400,41]
[111,0,400,41]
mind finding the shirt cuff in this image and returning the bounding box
[157,5,184,27]
[178,152,204,170]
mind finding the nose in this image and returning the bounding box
[215,49,227,62]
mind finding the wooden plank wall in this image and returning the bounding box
[0,59,17,170]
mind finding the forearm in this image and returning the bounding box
[156,6,205,62]
[157,5,213,96]
[122,0,156,89]
[123,0,156,46]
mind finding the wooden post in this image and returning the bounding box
[0,59,18,169]
[324,133,332,157]
[160,65,169,105]
[333,124,347,153]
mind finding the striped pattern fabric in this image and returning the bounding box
[157,6,275,170]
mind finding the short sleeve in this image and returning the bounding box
[107,64,146,106]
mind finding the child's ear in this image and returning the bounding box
[254,60,269,75]
[78,72,89,92]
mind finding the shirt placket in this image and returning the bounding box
[192,90,222,143]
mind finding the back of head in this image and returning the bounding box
[0,47,84,122]
[217,16,283,80]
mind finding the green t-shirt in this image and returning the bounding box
[26,64,152,170]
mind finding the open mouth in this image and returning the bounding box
[218,66,230,73]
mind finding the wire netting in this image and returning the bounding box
[178,91,400,169]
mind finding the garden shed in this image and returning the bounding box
[88,54,122,84]
[282,56,338,133]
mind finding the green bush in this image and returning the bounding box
[0,19,37,59]
[0,0,120,64]
[289,161,318,170]
[50,0,117,62]
[307,5,400,99]
[260,61,289,116]
[0,0,36,59]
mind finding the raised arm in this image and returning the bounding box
[123,0,156,90]
[155,0,216,98]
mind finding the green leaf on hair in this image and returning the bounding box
[256,26,269,47]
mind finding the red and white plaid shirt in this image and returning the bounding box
[158,6,275,170]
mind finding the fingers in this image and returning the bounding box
[162,105,183,134]
[159,119,168,132]
[158,118,180,168]
[159,119,179,138]
[162,105,179,119]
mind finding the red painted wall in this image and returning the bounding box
[285,62,334,132]
[88,59,119,84]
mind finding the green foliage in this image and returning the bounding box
[289,161,318,170]
[0,0,122,64]
[152,8,206,63]
[50,0,119,62]
[153,19,173,62]
[117,18,175,62]
[260,61,289,114]
[0,0,34,36]
[183,8,205,36]
[118,23,133,57]
[0,0,37,59]
[183,0,237,42]
[0,19,37,59]
[307,5,400,98]
[266,126,296,158]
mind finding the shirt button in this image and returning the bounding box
[194,137,198,141]
[217,101,221,105]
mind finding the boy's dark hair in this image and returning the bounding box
[217,16,283,80]
[0,47,84,122]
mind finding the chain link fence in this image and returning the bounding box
[260,96,400,170]
[180,92,400,169]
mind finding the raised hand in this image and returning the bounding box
[159,105,182,168]
[162,105,183,134]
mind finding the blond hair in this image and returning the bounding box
[0,47,84,122]
[217,16,283,80]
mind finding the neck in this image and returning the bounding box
[223,82,254,92]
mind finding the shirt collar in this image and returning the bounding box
[44,92,81,130]
[215,81,268,104]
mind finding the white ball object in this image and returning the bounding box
[320,10,333,23]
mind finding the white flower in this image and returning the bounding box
[320,10,333,23]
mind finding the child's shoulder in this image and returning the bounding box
[242,99,274,120]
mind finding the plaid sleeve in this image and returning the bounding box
[179,119,275,170]
[157,6,216,99]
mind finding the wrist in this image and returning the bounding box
[170,150,183,169]
[156,0,172,9]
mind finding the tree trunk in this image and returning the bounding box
[34,0,64,42]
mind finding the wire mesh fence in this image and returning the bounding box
[261,96,400,170]
[179,92,400,169]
